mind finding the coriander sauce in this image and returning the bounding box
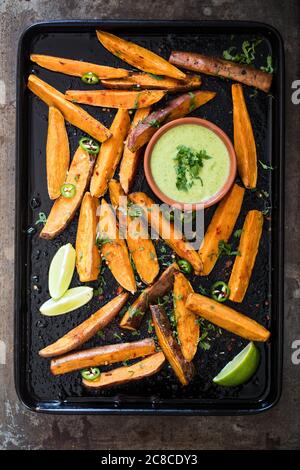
[150,124,230,203]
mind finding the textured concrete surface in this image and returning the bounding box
[0,0,299,450]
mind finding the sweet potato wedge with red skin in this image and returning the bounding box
[120,263,179,331]
[186,293,270,342]
[119,106,151,194]
[229,210,263,302]
[129,192,203,273]
[169,51,273,93]
[76,192,101,282]
[40,147,95,239]
[98,199,136,293]
[199,184,245,275]
[232,84,257,188]
[27,75,111,142]
[101,73,202,92]
[173,272,199,362]
[96,30,186,80]
[30,54,129,79]
[127,90,216,152]
[90,109,130,197]
[46,106,70,199]
[82,352,165,389]
[39,293,128,358]
[151,305,195,385]
[65,89,166,109]
[50,338,156,375]
[109,180,159,285]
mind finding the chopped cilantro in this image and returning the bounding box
[174,145,211,192]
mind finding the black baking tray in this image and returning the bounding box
[15,20,284,415]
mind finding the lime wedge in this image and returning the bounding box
[213,342,260,387]
[40,286,93,316]
[49,243,76,299]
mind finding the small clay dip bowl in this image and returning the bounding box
[144,117,237,211]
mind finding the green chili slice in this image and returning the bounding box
[178,259,193,274]
[81,367,101,381]
[79,137,100,155]
[60,183,76,198]
[211,281,230,303]
[81,72,99,84]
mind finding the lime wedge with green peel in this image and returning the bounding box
[49,243,76,299]
[213,342,260,387]
[40,286,93,316]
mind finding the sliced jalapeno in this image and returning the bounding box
[178,259,193,274]
[79,137,100,155]
[60,183,76,198]
[81,367,101,381]
[81,72,99,84]
[211,281,230,303]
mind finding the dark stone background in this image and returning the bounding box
[0,0,299,450]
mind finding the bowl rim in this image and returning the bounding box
[144,117,237,211]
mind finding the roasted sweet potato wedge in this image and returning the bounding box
[232,84,257,189]
[90,109,130,197]
[169,51,273,93]
[151,305,195,385]
[127,90,216,152]
[109,180,159,285]
[129,192,203,273]
[120,263,179,331]
[82,351,165,389]
[27,74,111,142]
[65,89,166,109]
[96,30,186,80]
[98,199,136,293]
[46,106,70,199]
[186,293,270,342]
[76,192,101,282]
[30,54,129,79]
[229,210,264,302]
[199,184,245,275]
[39,293,128,358]
[50,338,156,375]
[173,272,199,362]
[40,147,95,239]
[119,106,151,194]
[101,73,202,92]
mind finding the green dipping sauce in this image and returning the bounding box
[150,124,230,203]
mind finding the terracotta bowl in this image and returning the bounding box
[144,117,237,211]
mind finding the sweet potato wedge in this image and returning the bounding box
[199,184,245,275]
[30,54,128,79]
[46,106,70,199]
[101,73,202,92]
[127,90,216,152]
[39,293,128,358]
[40,147,95,239]
[120,263,179,331]
[129,192,203,273]
[98,199,136,293]
[90,109,130,197]
[82,351,165,389]
[169,51,273,93]
[119,106,151,194]
[96,30,186,80]
[65,89,166,109]
[109,180,159,285]
[27,75,111,142]
[151,305,195,385]
[232,84,257,189]
[228,210,263,302]
[76,192,101,282]
[50,338,156,375]
[173,272,199,362]
[186,293,270,342]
